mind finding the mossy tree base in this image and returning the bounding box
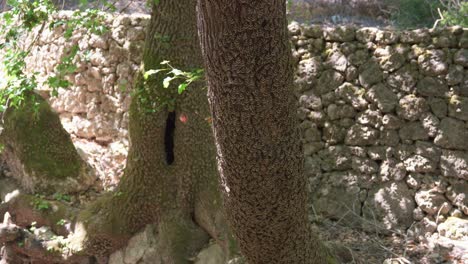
[0,92,95,194]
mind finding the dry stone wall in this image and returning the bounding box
[5,13,467,239]
[290,22,468,236]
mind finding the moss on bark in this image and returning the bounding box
[0,92,94,194]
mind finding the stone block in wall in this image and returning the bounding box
[434,118,468,150]
[397,95,429,121]
[375,30,399,45]
[288,21,301,36]
[448,96,468,121]
[387,65,418,93]
[348,49,368,66]
[400,29,431,44]
[356,109,382,128]
[416,76,448,97]
[365,83,398,113]
[324,26,356,42]
[446,182,468,215]
[382,114,403,130]
[428,97,448,118]
[345,124,380,146]
[297,57,322,81]
[453,49,468,67]
[417,49,449,77]
[302,25,322,38]
[358,59,383,88]
[379,52,406,72]
[356,27,378,43]
[403,155,437,173]
[415,189,452,216]
[336,82,368,110]
[363,182,415,231]
[316,69,344,94]
[414,141,441,162]
[440,150,468,180]
[322,122,346,144]
[399,121,430,141]
[447,65,464,85]
[326,50,348,72]
[379,158,407,182]
[311,171,362,227]
[318,145,353,171]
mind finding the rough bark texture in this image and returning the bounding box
[77,0,233,259]
[0,92,95,194]
[1,1,238,263]
[197,1,334,263]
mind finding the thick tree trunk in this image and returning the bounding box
[1,1,238,263]
[197,1,335,263]
[71,0,237,261]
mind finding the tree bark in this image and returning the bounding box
[1,1,238,263]
[77,0,237,259]
[197,1,335,263]
[0,92,95,194]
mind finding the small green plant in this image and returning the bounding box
[144,60,204,95]
[435,1,468,27]
[52,192,71,202]
[32,195,50,211]
[56,219,66,226]
[134,61,204,113]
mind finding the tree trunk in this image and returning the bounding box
[0,92,95,194]
[1,1,238,262]
[197,1,335,263]
[72,0,237,261]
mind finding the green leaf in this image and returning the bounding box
[143,69,165,80]
[163,76,175,88]
[178,83,188,94]
[160,60,170,65]
[171,68,183,76]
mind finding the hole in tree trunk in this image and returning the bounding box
[165,111,176,165]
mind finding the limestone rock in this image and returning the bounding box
[345,125,379,146]
[434,118,468,150]
[375,30,399,44]
[397,95,428,121]
[364,182,415,230]
[416,77,448,97]
[327,50,348,72]
[365,84,398,113]
[437,217,468,240]
[318,146,352,171]
[448,96,468,121]
[440,150,468,180]
[354,27,376,42]
[404,155,437,173]
[453,49,468,67]
[428,97,448,118]
[194,243,226,264]
[359,60,383,88]
[380,53,406,72]
[399,122,429,141]
[379,159,407,182]
[324,26,356,42]
[335,82,368,110]
[418,49,448,77]
[446,182,468,215]
[316,70,344,94]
